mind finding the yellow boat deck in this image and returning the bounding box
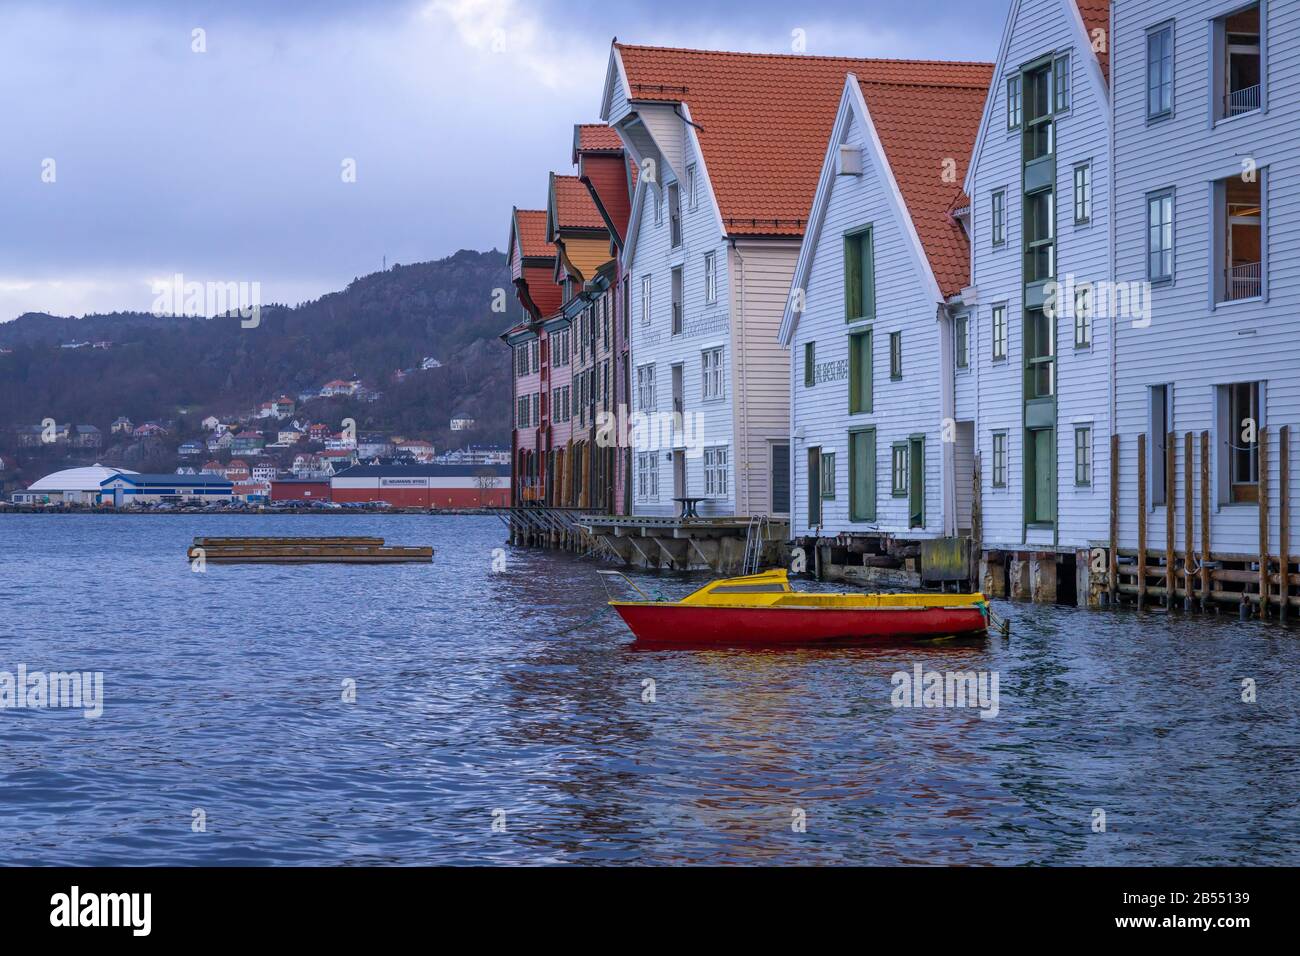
[628,569,986,609]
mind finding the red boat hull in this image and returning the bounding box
[612,602,987,646]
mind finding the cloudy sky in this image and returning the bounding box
[1,0,1007,320]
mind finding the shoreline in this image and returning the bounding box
[0,506,500,517]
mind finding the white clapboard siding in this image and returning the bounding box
[964,0,1112,552]
[788,92,946,540]
[1113,0,1300,556]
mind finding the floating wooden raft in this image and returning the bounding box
[188,536,433,564]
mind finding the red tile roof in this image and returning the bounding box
[551,173,607,231]
[513,209,555,259]
[856,76,991,297]
[615,44,993,239]
[1074,1,1111,84]
[575,123,623,154]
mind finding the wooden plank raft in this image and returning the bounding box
[188,536,432,564]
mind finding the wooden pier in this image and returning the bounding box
[188,536,434,564]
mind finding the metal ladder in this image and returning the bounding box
[742,514,770,576]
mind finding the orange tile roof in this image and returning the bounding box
[615,44,993,240]
[551,174,607,231]
[1074,1,1110,84]
[575,123,623,153]
[856,76,991,297]
[513,209,555,259]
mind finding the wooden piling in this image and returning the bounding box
[971,452,983,593]
[1281,426,1291,623]
[1109,432,1119,603]
[1184,431,1195,611]
[1200,431,1212,610]
[1137,433,1147,609]
[1259,427,1270,619]
[1165,431,1176,607]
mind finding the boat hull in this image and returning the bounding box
[612,602,987,646]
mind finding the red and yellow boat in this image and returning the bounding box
[608,569,989,646]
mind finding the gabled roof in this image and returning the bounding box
[573,123,623,161]
[1074,0,1111,84]
[510,208,555,261]
[610,43,995,238]
[548,173,607,234]
[780,69,991,344]
[858,73,990,297]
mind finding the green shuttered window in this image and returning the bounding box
[848,329,872,415]
[849,428,876,522]
[804,341,815,387]
[844,227,875,324]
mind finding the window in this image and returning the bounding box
[991,304,1008,361]
[686,163,698,210]
[531,340,539,373]
[531,393,539,426]
[704,446,729,497]
[1026,308,1055,399]
[820,452,836,499]
[1053,53,1071,113]
[844,227,875,323]
[517,395,529,427]
[849,428,877,522]
[804,341,816,388]
[668,182,682,248]
[640,275,652,325]
[891,443,909,497]
[671,266,683,335]
[1074,163,1092,224]
[1149,384,1170,506]
[1215,6,1261,120]
[1074,284,1092,348]
[1147,189,1175,282]
[1217,172,1263,303]
[955,315,970,369]
[991,190,1006,246]
[622,278,630,341]
[654,188,663,226]
[848,329,872,415]
[992,432,1008,488]
[1007,75,1023,129]
[701,347,724,401]
[516,344,528,377]
[636,364,657,412]
[1147,24,1174,120]
[889,331,902,380]
[637,452,659,499]
[1074,426,1092,486]
[703,251,717,303]
[1225,381,1261,503]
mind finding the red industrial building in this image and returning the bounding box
[330,464,510,508]
[270,478,332,502]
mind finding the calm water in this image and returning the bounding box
[0,513,1297,865]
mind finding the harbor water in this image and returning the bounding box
[1,513,1297,865]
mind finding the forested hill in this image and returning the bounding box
[0,249,514,448]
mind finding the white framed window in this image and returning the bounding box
[1147,189,1175,282]
[1074,283,1092,348]
[687,163,698,210]
[640,275,652,325]
[701,347,724,401]
[654,187,663,226]
[636,452,659,499]
[992,431,1008,488]
[704,446,729,497]
[991,304,1008,361]
[1074,425,1093,486]
[703,251,717,303]
[1007,75,1023,129]
[955,315,970,369]
[1147,23,1174,121]
[636,364,657,412]
[991,189,1006,246]
[1053,53,1071,113]
[1074,162,1092,224]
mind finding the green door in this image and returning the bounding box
[849,429,876,522]
[1030,428,1054,524]
[807,448,821,527]
[908,436,924,528]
